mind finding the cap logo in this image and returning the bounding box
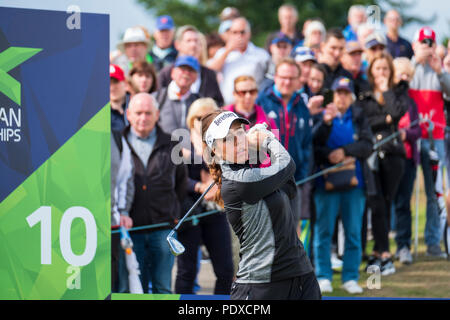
[424,28,431,36]
[213,112,236,126]
[161,17,168,23]
[110,65,115,73]
[339,78,350,85]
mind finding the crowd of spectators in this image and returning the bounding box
[110,4,450,295]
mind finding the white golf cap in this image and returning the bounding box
[204,111,249,148]
[117,27,150,51]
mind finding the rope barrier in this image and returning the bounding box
[114,117,446,234]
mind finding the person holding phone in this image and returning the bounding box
[312,77,373,294]
[410,27,450,258]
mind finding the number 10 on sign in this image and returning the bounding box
[26,206,97,267]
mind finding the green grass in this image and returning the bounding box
[325,170,450,298]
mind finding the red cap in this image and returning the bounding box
[110,64,125,81]
[416,27,436,42]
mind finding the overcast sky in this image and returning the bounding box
[1,0,449,50]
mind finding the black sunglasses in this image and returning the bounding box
[235,88,258,96]
[421,38,434,47]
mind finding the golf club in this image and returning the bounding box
[167,181,216,256]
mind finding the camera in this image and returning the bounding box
[421,38,434,48]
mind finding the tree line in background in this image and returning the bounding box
[136,0,443,46]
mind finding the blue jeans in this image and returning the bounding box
[313,188,365,283]
[131,229,175,294]
[420,139,445,247]
[394,159,417,250]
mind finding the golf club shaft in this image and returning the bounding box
[172,181,216,233]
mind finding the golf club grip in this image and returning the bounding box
[173,181,216,231]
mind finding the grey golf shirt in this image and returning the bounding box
[220,137,313,283]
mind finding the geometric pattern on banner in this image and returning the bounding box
[0,104,110,299]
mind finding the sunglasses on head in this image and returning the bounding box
[235,88,258,96]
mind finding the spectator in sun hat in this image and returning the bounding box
[260,32,294,93]
[341,41,370,96]
[312,75,373,294]
[112,26,152,76]
[150,15,178,72]
[410,26,450,259]
[110,64,130,133]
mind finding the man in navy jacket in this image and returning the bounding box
[256,57,311,224]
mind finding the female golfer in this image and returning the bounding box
[201,110,321,300]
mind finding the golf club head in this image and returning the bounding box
[167,234,185,256]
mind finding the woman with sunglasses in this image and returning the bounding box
[223,75,278,131]
[223,75,279,167]
[200,110,320,300]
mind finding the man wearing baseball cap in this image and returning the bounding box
[156,55,200,148]
[312,76,373,294]
[157,25,224,107]
[410,26,450,258]
[260,33,294,93]
[150,15,178,72]
[364,31,387,64]
[341,41,370,96]
[294,46,317,99]
[110,64,130,132]
[112,26,152,76]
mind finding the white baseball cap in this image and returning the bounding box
[204,112,249,148]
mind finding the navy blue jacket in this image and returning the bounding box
[256,86,312,182]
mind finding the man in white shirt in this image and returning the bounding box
[207,17,270,105]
